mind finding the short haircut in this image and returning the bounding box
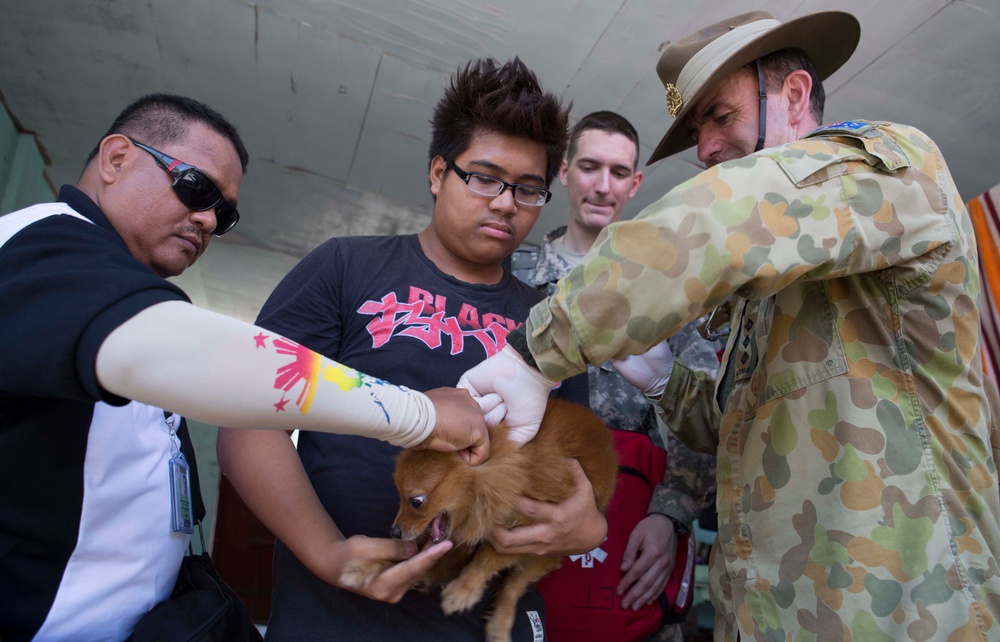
[85,94,249,174]
[567,111,641,170]
[429,58,570,187]
[744,49,825,123]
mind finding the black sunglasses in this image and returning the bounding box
[128,138,240,236]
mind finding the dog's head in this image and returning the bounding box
[390,449,476,544]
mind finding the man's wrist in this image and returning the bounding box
[656,513,688,534]
[505,327,539,369]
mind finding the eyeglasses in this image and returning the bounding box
[128,138,240,236]
[447,161,552,207]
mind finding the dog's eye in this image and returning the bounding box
[409,495,426,509]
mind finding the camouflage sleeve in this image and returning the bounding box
[655,360,720,454]
[646,320,721,523]
[649,428,717,528]
[985,374,1000,483]
[523,124,956,381]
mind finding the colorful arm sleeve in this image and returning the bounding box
[95,301,435,448]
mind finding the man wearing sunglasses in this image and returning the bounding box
[127,137,241,235]
[217,59,605,641]
[0,94,490,641]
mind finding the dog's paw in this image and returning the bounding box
[440,574,488,614]
[338,559,393,590]
[485,615,515,642]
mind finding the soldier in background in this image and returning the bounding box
[513,110,719,642]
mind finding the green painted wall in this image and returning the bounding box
[0,104,53,214]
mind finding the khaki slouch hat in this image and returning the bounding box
[648,10,861,164]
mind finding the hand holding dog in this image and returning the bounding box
[457,345,554,446]
[611,339,675,397]
[489,459,608,556]
[418,387,493,465]
[618,513,675,610]
[334,535,455,603]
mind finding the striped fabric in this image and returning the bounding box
[971,186,1000,384]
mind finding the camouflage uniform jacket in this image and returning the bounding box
[521,122,1000,641]
[513,226,719,527]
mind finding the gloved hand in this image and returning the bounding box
[472,393,507,429]
[611,340,674,397]
[457,345,555,446]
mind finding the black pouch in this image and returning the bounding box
[127,539,262,642]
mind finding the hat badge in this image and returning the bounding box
[665,84,683,118]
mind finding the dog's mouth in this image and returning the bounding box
[429,511,451,544]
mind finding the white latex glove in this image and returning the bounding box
[457,345,555,445]
[611,340,674,397]
[473,392,507,428]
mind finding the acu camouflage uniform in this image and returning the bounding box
[520,121,1000,641]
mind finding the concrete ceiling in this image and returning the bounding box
[2,0,998,321]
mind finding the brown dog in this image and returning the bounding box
[340,397,618,642]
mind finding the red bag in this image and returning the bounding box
[536,430,695,642]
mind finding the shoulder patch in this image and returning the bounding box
[810,121,878,137]
[813,120,912,171]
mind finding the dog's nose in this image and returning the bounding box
[390,526,403,540]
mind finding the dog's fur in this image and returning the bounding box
[340,397,618,642]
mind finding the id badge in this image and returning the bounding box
[169,452,194,533]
